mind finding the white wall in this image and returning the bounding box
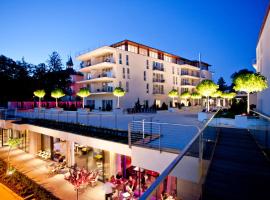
[256,11,270,115]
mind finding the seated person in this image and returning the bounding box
[125,183,134,196]
[116,171,122,179]
[110,175,116,183]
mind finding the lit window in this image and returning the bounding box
[149,51,158,59]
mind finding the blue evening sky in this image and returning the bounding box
[0,0,269,84]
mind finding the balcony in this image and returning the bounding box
[152,91,164,95]
[80,57,116,73]
[91,87,113,94]
[181,82,197,87]
[181,72,200,79]
[153,78,165,83]
[77,72,115,84]
[152,66,164,72]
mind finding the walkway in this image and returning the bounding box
[0,147,104,200]
[203,128,270,200]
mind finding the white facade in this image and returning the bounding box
[255,6,270,115]
[76,40,212,110]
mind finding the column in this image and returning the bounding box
[66,141,75,167]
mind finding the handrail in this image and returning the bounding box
[250,110,270,121]
[139,110,220,199]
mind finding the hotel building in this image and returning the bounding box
[254,4,270,115]
[76,40,212,110]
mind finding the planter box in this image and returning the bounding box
[77,108,90,113]
[113,108,123,114]
[168,107,178,112]
[235,115,248,128]
[198,112,212,122]
[49,108,63,112]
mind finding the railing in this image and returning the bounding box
[2,109,155,131]
[139,110,220,200]
[153,66,164,71]
[153,79,165,83]
[129,121,200,153]
[250,110,270,159]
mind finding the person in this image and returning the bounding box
[110,175,116,183]
[116,171,122,179]
[103,178,115,200]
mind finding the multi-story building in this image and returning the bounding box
[254,4,270,115]
[76,40,212,110]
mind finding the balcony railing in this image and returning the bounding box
[87,72,115,80]
[152,91,164,95]
[153,66,164,71]
[92,87,113,93]
[181,82,197,86]
[139,110,220,200]
[153,79,165,83]
[83,57,115,67]
[181,72,200,77]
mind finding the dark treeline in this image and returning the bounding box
[0,51,73,106]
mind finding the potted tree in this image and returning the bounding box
[6,137,22,175]
[77,88,90,112]
[180,91,191,107]
[211,90,222,107]
[191,92,202,106]
[113,87,125,112]
[33,89,46,111]
[51,88,65,111]
[233,73,268,114]
[168,89,179,111]
[196,80,218,121]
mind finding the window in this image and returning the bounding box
[146,60,149,69]
[146,83,149,94]
[144,71,146,81]
[164,55,172,63]
[126,55,129,65]
[139,48,147,56]
[128,45,138,53]
[119,53,122,64]
[173,76,175,84]
[119,81,122,87]
[149,51,158,59]
[116,45,125,51]
[176,77,178,85]
[127,68,130,79]
[172,66,175,74]
[126,81,129,92]
[123,68,125,79]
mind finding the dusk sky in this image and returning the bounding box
[0,0,269,84]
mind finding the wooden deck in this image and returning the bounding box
[203,128,270,200]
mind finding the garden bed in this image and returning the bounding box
[0,159,59,200]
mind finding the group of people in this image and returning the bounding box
[103,172,150,200]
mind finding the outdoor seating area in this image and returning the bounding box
[36,150,51,160]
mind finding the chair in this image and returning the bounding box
[90,174,99,187]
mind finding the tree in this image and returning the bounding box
[76,88,90,109]
[33,89,46,109]
[7,137,22,175]
[113,87,125,109]
[65,167,92,200]
[196,80,219,112]
[221,92,236,106]
[217,77,227,91]
[211,90,222,107]
[180,91,191,106]
[51,88,65,108]
[47,51,62,72]
[190,92,202,106]
[233,73,268,113]
[168,89,179,107]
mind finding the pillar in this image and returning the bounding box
[66,141,75,167]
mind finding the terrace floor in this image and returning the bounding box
[203,128,270,200]
[0,147,104,200]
